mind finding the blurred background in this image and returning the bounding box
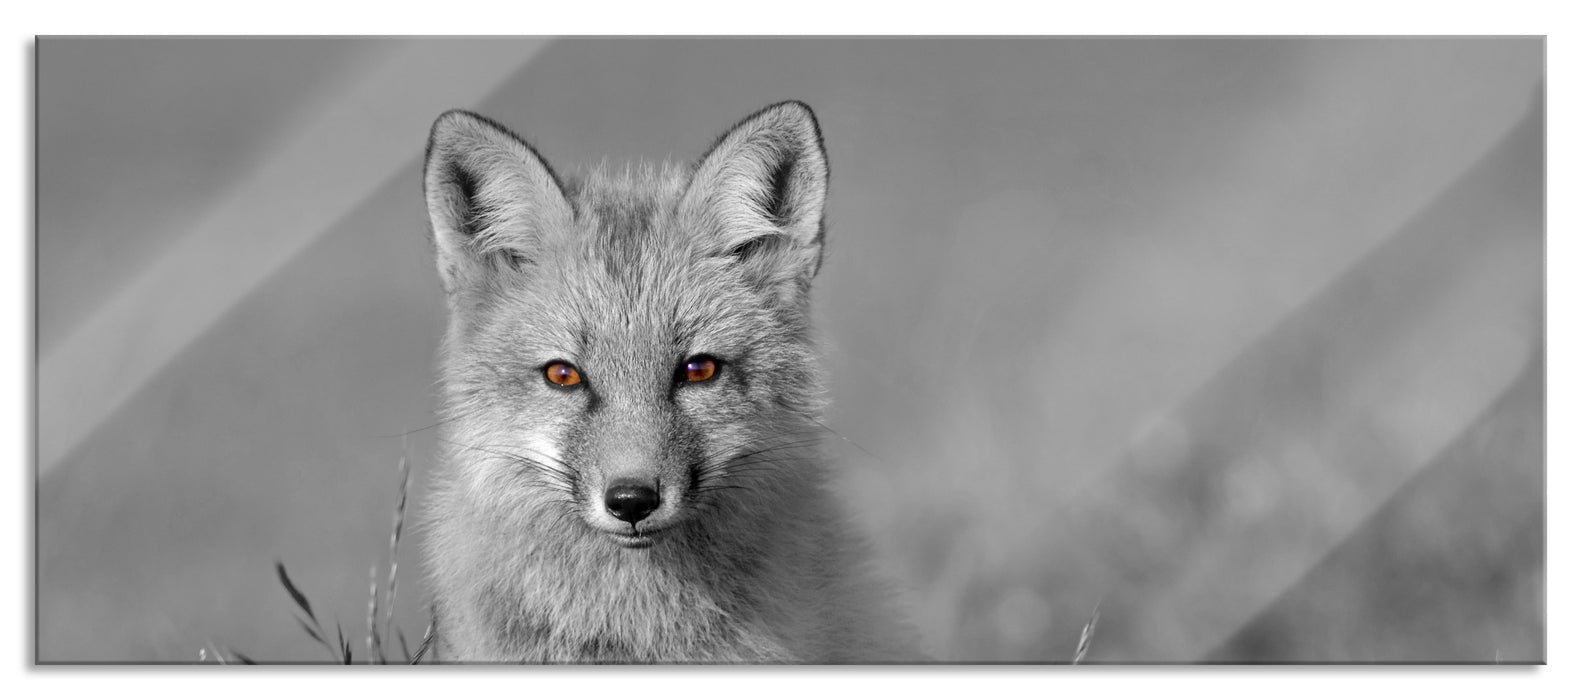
[36,37,1543,663]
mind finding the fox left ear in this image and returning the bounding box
[681,101,829,303]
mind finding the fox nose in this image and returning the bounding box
[604,481,660,524]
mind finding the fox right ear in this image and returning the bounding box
[423,110,573,295]
[680,102,829,307]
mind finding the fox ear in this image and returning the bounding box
[423,110,573,295]
[681,101,829,303]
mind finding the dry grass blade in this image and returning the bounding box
[201,640,226,665]
[276,561,341,661]
[296,618,329,647]
[337,621,351,664]
[367,563,385,664]
[199,640,257,665]
[382,450,411,659]
[410,611,436,664]
[275,561,319,626]
[1073,599,1102,664]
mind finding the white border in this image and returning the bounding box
[6,2,1573,698]
[5,0,1567,35]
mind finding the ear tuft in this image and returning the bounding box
[682,101,830,302]
[423,109,573,295]
[762,155,796,228]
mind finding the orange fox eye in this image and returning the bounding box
[544,362,582,387]
[681,356,718,383]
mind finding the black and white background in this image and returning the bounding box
[34,36,1544,664]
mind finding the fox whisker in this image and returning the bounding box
[438,438,579,495]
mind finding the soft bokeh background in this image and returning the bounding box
[36,37,1543,663]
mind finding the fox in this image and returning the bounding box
[418,101,917,663]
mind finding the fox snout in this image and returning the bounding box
[603,480,660,524]
[573,425,697,544]
[584,463,688,537]
[585,469,687,548]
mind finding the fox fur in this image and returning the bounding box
[419,101,915,663]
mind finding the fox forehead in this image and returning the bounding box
[471,167,774,365]
[490,261,762,364]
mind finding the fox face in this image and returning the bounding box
[423,103,831,551]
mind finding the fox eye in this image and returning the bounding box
[680,355,718,383]
[544,362,583,388]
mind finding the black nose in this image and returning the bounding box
[604,482,660,524]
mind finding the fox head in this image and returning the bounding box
[423,102,831,550]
